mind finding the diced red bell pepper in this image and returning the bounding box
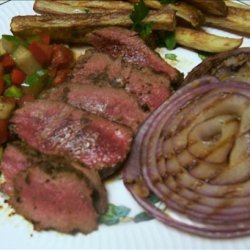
[40,34,50,45]
[11,68,26,85]
[52,68,72,86]
[1,54,15,71]
[0,119,9,144]
[50,45,74,69]
[0,77,4,95]
[28,41,53,67]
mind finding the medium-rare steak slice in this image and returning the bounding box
[40,82,147,132]
[71,50,171,112]
[11,166,98,234]
[84,27,183,84]
[0,142,108,233]
[11,100,133,175]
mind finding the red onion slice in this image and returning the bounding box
[123,76,250,238]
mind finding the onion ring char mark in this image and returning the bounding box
[123,76,250,238]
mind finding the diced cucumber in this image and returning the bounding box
[12,45,41,75]
[22,69,49,97]
[0,101,15,119]
[4,85,23,99]
[3,74,12,87]
[0,39,6,56]
[0,146,3,161]
[1,35,27,54]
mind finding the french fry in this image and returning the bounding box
[34,0,134,14]
[205,5,250,36]
[175,26,243,53]
[183,0,227,16]
[11,9,176,44]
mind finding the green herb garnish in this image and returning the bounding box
[164,31,176,50]
[165,53,178,61]
[130,0,152,39]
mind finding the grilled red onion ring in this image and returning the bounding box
[123,76,250,238]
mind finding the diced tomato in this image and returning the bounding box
[28,41,53,67]
[0,119,9,144]
[1,54,15,71]
[52,68,72,86]
[0,77,4,95]
[50,45,74,69]
[40,34,50,45]
[18,94,35,107]
[11,68,26,85]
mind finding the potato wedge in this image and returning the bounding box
[166,2,204,28]
[205,6,250,36]
[224,0,250,9]
[183,0,227,16]
[175,27,242,53]
[128,0,204,28]
[34,0,134,14]
[11,10,176,44]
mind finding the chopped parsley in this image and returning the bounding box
[130,0,152,39]
[165,53,178,61]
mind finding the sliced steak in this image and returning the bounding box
[0,144,29,196]
[71,50,171,112]
[11,100,133,175]
[84,27,183,84]
[0,142,108,233]
[40,82,147,132]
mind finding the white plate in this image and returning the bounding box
[1,1,250,249]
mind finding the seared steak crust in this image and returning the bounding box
[84,27,183,84]
[71,50,171,112]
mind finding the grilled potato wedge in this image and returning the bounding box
[34,0,134,14]
[128,0,204,27]
[205,5,250,36]
[11,10,176,44]
[175,26,242,53]
[183,0,228,16]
